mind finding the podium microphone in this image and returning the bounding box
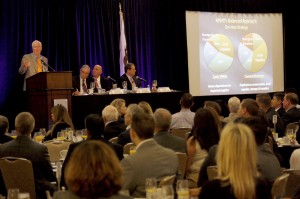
[107,76,116,83]
[41,59,56,72]
[136,76,147,83]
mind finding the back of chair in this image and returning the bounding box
[109,137,118,144]
[44,141,71,162]
[271,173,289,199]
[0,157,36,199]
[283,169,300,197]
[170,128,192,140]
[123,142,135,155]
[158,175,176,188]
[207,165,218,180]
[176,152,187,179]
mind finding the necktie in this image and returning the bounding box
[82,80,87,93]
[130,77,136,88]
[37,57,42,72]
[94,78,100,88]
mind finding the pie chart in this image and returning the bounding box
[203,34,234,73]
[238,33,268,72]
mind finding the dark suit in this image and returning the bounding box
[93,75,111,91]
[281,107,300,128]
[266,107,285,137]
[0,135,56,198]
[0,134,13,144]
[117,129,131,147]
[103,121,126,141]
[117,74,141,90]
[276,107,285,118]
[154,131,187,153]
[72,76,93,92]
[60,139,124,189]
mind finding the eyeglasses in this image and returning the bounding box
[80,70,89,75]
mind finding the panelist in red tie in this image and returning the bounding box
[118,63,142,90]
[18,40,49,91]
[72,64,93,96]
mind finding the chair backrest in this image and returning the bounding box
[44,141,71,162]
[158,175,176,188]
[0,157,36,199]
[123,142,135,155]
[207,165,218,180]
[285,122,299,136]
[170,128,192,140]
[109,137,118,144]
[59,150,68,160]
[267,135,273,152]
[271,173,290,199]
[176,152,187,179]
[283,169,300,197]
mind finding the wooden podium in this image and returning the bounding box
[26,72,73,130]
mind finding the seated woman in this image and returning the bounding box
[110,98,127,124]
[53,140,132,199]
[44,104,75,141]
[199,122,271,199]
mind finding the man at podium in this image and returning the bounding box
[18,40,49,91]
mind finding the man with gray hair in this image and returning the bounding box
[154,108,187,153]
[0,115,13,144]
[102,105,126,140]
[0,112,56,198]
[72,64,93,96]
[223,96,240,123]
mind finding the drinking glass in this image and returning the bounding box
[40,128,46,136]
[7,188,19,199]
[122,81,127,90]
[287,129,294,140]
[76,130,83,142]
[90,82,95,90]
[57,131,65,141]
[161,185,174,199]
[82,129,88,140]
[152,80,158,88]
[10,130,17,139]
[145,178,157,199]
[176,179,189,199]
[129,146,136,155]
[33,131,44,143]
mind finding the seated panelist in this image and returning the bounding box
[118,63,141,90]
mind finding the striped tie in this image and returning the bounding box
[82,80,87,93]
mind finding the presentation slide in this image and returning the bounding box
[186,11,284,96]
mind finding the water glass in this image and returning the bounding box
[76,130,83,142]
[145,178,157,199]
[122,81,127,90]
[7,188,19,199]
[161,185,174,199]
[57,131,65,141]
[176,179,189,199]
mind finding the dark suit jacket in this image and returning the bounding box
[154,131,187,153]
[72,76,93,92]
[60,139,124,188]
[117,74,141,90]
[266,107,285,137]
[103,121,126,141]
[276,107,285,118]
[117,129,131,147]
[281,107,300,128]
[0,135,56,198]
[93,75,111,91]
[0,134,13,144]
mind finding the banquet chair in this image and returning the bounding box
[0,157,36,199]
[158,175,176,188]
[109,137,118,144]
[44,141,71,162]
[207,165,218,180]
[176,152,187,179]
[170,128,192,140]
[283,169,300,197]
[271,173,289,199]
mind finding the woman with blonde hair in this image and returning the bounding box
[138,101,153,116]
[199,122,271,199]
[111,98,127,124]
[44,104,75,141]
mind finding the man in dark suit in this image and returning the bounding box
[0,112,56,198]
[60,113,124,189]
[282,92,300,128]
[121,111,178,197]
[102,105,126,141]
[91,64,111,91]
[117,63,141,90]
[154,108,187,153]
[72,64,93,96]
[271,92,286,118]
[0,115,13,144]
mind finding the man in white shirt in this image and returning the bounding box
[91,64,110,91]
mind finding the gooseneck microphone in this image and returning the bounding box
[107,76,117,83]
[41,59,56,72]
[136,76,147,82]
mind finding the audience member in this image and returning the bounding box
[153,108,187,153]
[91,64,110,91]
[290,148,300,169]
[18,40,49,91]
[72,64,93,96]
[215,99,230,119]
[271,92,286,118]
[110,98,127,124]
[0,112,56,198]
[281,92,300,128]
[285,87,300,108]
[170,93,195,129]
[138,101,153,116]
[102,105,126,140]
[198,122,271,199]
[44,104,75,142]
[60,114,124,188]
[121,111,178,197]
[117,104,144,146]
[256,93,285,137]
[186,107,220,188]
[54,140,132,199]
[223,96,240,123]
[237,98,260,117]
[118,63,141,90]
[0,115,13,144]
